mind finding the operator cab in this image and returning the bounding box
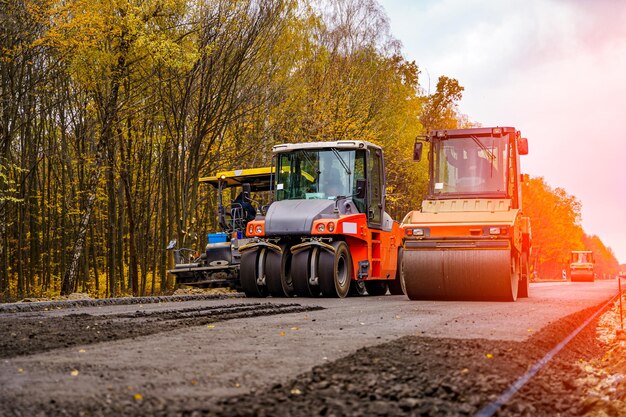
[416,127,528,209]
[272,141,386,228]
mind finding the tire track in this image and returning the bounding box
[0,302,323,359]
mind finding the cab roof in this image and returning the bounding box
[200,167,273,190]
[272,140,380,153]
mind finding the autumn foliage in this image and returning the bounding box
[522,177,619,279]
[0,0,618,300]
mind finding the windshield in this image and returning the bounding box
[431,136,508,196]
[275,149,366,203]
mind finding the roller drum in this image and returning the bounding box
[402,249,518,301]
[570,270,594,282]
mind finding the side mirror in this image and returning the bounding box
[413,141,423,161]
[355,178,366,199]
[519,173,529,184]
[517,137,529,155]
[242,183,252,199]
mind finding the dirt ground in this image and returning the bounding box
[0,291,625,416]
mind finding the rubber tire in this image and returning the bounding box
[240,248,268,298]
[348,280,366,296]
[292,248,321,297]
[510,252,520,302]
[319,241,352,298]
[365,280,388,296]
[388,248,405,295]
[518,253,529,298]
[265,244,294,297]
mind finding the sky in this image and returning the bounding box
[378,0,626,264]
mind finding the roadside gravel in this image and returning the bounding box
[1,290,624,417]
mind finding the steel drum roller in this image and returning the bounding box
[402,249,518,301]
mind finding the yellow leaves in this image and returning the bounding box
[133,393,143,401]
[17,368,24,374]
[290,388,302,395]
[207,325,215,329]
[70,369,80,376]
[485,353,494,359]
[279,331,286,337]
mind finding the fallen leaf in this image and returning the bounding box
[485,353,494,359]
[17,368,24,373]
[279,331,285,336]
[70,369,79,376]
[291,327,299,331]
[207,325,215,329]
[78,349,86,353]
[290,388,302,395]
[191,379,198,385]
[461,368,469,374]
[234,382,241,388]
[134,393,143,401]
[527,328,533,332]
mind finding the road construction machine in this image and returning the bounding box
[239,141,404,298]
[401,127,531,301]
[569,250,595,282]
[167,167,273,289]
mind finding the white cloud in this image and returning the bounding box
[379,0,626,262]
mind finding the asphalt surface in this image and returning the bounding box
[0,280,620,416]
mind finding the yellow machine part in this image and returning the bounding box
[402,247,518,301]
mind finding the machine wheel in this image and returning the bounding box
[319,241,352,298]
[365,281,388,296]
[240,248,268,298]
[518,253,529,298]
[292,247,321,297]
[509,252,520,302]
[388,248,405,295]
[402,249,518,301]
[265,244,294,297]
[348,280,366,296]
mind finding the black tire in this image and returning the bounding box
[365,280,388,296]
[265,244,294,297]
[518,253,529,298]
[240,248,268,298]
[348,280,366,296]
[388,248,405,295]
[319,241,352,298]
[292,248,321,297]
[509,252,520,302]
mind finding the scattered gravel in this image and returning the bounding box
[0,293,243,313]
[2,294,624,417]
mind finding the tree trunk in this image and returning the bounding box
[61,64,122,295]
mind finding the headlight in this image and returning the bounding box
[255,225,263,234]
[413,228,425,236]
[328,222,335,232]
[317,223,325,232]
[489,227,501,235]
[248,225,254,235]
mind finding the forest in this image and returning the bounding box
[0,0,619,300]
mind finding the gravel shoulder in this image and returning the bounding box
[0,281,622,416]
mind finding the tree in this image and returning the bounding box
[420,75,464,131]
[522,176,584,278]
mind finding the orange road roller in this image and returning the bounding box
[401,127,532,301]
